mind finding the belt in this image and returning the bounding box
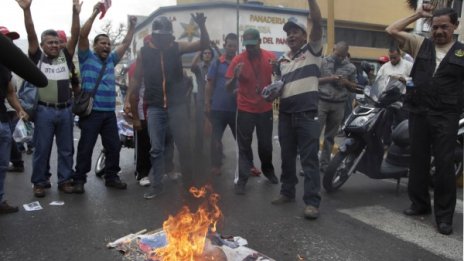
[38,101,71,109]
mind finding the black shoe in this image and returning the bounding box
[264,173,279,184]
[437,223,453,235]
[234,184,245,195]
[73,182,85,194]
[33,185,46,198]
[0,201,19,214]
[7,165,24,172]
[105,179,127,190]
[271,195,295,205]
[403,207,431,216]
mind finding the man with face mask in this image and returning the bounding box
[130,14,210,199]
[73,3,137,194]
[386,3,464,235]
[225,29,279,195]
[318,42,357,174]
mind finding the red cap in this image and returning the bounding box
[0,26,20,40]
[143,35,152,45]
[378,55,390,64]
[56,30,67,43]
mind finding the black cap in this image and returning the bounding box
[152,16,173,35]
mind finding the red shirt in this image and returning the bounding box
[226,49,275,113]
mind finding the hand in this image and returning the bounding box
[16,0,32,10]
[93,2,102,15]
[129,16,138,28]
[417,1,434,18]
[331,75,341,82]
[133,119,142,131]
[191,13,207,27]
[234,62,244,78]
[18,110,29,121]
[73,0,83,14]
[123,101,131,114]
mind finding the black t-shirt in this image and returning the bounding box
[0,64,12,120]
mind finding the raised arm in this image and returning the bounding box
[17,0,39,56]
[115,16,137,60]
[386,2,433,47]
[79,3,101,52]
[308,0,322,42]
[66,0,82,57]
[179,13,210,54]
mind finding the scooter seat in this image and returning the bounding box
[391,120,410,147]
[380,160,408,179]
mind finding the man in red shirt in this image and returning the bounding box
[226,28,278,195]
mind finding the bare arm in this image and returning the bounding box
[129,54,143,129]
[17,0,39,56]
[308,0,322,42]
[79,3,101,52]
[179,13,210,54]
[115,16,137,60]
[318,75,340,85]
[190,52,201,73]
[66,0,82,57]
[385,3,433,47]
[6,81,28,120]
[225,62,243,93]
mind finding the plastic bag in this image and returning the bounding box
[13,119,34,143]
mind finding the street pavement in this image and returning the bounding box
[0,123,462,261]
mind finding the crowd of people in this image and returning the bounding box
[0,0,462,236]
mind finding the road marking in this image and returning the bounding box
[339,205,463,261]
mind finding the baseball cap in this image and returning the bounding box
[283,17,307,34]
[56,30,67,43]
[242,28,260,46]
[143,35,152,45]
[0,26,20,40]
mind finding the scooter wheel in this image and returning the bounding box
[323,152,355,193]
[95,150,106,178]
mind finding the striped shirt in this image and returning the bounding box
[279,41,322,113]
[78,49,120,111]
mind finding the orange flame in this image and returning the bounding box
[152,185,222,260]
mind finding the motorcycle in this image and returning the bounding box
[323,75,464,193]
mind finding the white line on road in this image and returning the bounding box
[339,206,463,261]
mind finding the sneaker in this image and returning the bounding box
[271,195,295,205]
[304,205,319,220]
[73,182,85,194]
[139,177,151,187]
[0,201,19,214]
[144,187,164,199]
[58,182,74,194]
[7,165,24,173]
[105,179,127,190]
[250,167,261,177]
[211,167,221,176]
[166,171,181,181]
[33,185,46,198]
[234,183,246,195]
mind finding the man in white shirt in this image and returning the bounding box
[376,46,413,81]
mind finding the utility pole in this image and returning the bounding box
[327,0,335,54]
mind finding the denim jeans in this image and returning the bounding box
[146,104,192,190]
[135,120,175,178]
[279,111,321,207]
[236,110,274,185]
[0,121,12,202]
[74,111,121,183]
[31,105,74,186]
[210,110,236,168]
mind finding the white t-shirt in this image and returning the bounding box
[376,59,413,79]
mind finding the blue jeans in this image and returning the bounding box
[74,111,121,183]
[31,105,74,186]
[278,111,321,207]
[0,121,12,202]
[146,104,192,190]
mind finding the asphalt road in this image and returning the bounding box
[0,123,462,261]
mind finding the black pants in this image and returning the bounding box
[408,112,458,225]
[236,110,274,185]
[135,120,175,179]
[210,110,236,168]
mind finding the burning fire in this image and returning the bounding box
[152,185,223,260]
